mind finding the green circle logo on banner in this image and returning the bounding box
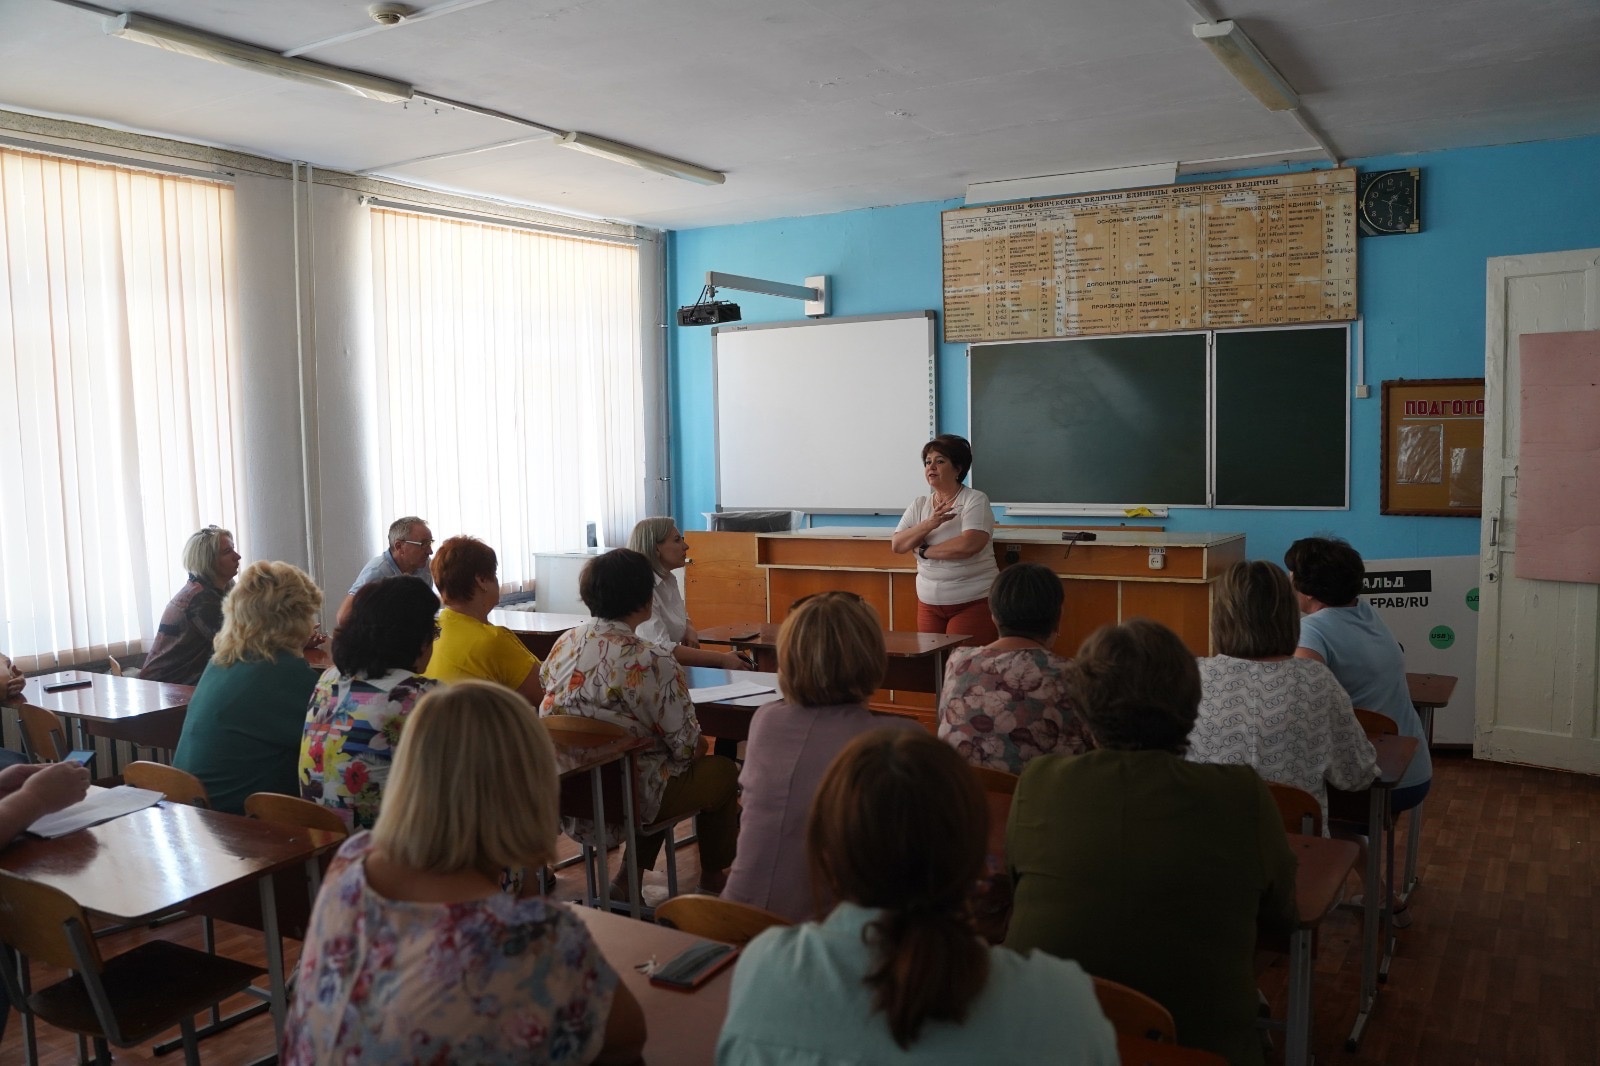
[1466,587,1480,612]
[1428,625,1455,649]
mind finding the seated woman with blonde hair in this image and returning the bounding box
[173,560,322,814]
[1188,560,1377,829]
[719,729,1116,1064]
[628,516,750,671]
[721,592,919,922]
[285,680,646,1065]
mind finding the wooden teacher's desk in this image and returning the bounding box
[686,528,1243,727]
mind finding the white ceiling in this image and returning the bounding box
[2,0,1598,230]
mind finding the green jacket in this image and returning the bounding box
[1005,748,1297,1066]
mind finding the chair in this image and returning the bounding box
[17,704,70,763]
[123,761,210,807]
[0,870,265,1066]
[1116,1032,1229,1065]
[244,792,349,835]
[1267,781,1322,836]
[1093,976,1176,1043]
[654,896,790,946]
[542,714,700,905]
[968,764,1019,944]
[1353,707,1398,736]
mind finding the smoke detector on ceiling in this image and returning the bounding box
[368,3,415,25]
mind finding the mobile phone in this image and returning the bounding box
[44,678,93,692]
[648,940,739,991]
[64,750,96,769]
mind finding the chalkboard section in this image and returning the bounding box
[1214,327,1348,507]
[970,334,1208,506]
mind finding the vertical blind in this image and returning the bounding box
[0,146,242,669]
[369,207,644,588]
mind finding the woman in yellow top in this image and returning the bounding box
[424,536,543,705]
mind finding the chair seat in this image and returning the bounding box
[27,938,265,1046]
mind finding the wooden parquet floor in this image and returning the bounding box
[2,751,1595,1064]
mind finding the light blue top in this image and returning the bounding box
[716,901,1117,1066]
[347,550,434,596]
[1297,599,1432,789]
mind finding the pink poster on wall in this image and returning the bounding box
[1517,329,1600,584]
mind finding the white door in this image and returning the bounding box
[1476,249,1600,772]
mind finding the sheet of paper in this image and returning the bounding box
[27,784,165,839]
[689,680,777,704]
[722,693,777,707]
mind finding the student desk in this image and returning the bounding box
[1328,733,1417,1051]
[687,668,925,758]
[1402,672,1454,899]
[697,623,970,697]
[0,802,339,1059]
[571,907,733,1065]
[550,732,653,919]
[1281,834,1361,1066]
[489,609,589,660]
[17,671,194,770]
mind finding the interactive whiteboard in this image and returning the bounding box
[714,312,937,513]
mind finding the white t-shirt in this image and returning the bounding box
[636,573,688,652]
[896,485,999,605]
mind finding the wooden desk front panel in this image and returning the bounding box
[1121,581,1213,656]
[758,537,913,570]
[684,532,767,629]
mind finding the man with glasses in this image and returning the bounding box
[336,516,435,628]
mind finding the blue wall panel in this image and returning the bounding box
[669,134,1600,565]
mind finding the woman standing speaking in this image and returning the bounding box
[890,434,999,644]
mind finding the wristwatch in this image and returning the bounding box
[916,544,929,559]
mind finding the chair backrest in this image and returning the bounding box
[106,656,122,677]
[16,704,70,763]
[1353,707,1398,737]
[1094,976,1177,1043]
[654,896,790,946]
[122,761,211,807]
[970,764,1020,796]
[541,713,630,739]
[1267,781,1323,836]
[244,792,350,836]
[0,870,102,974]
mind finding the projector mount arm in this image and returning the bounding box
[705,272,830,317]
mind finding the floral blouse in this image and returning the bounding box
[937,645,1095,774]
[282,832,618,1065]
[299,669,439,832]
[540,618,700,835]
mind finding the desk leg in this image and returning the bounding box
[621,752,641,920]
[931,650,946,697]
[1381,791,1398,980]
[591,766,610,911]
[1403,706,1431,901]
[1347,786,1385,1050]
[260,874,286,1041]
[1286,927,1312,1066]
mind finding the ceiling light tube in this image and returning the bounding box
[557,131,725,186]
[1192,20,1299,112]
[104,12,414,103]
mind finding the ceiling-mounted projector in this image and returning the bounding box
[676,300,742,326]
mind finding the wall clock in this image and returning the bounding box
[1357,168,1421,236]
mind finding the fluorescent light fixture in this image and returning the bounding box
[966,163,1178,205]
[1192,20,1299,112]
[104,12,414,103]
[557,131,725,186]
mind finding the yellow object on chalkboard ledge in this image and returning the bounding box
[1125,507,1157,518]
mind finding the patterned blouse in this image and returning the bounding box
[540,618,700,834]
[299,669,439,831]
[1188,655,1379,830]
[283,832,618,1065]
[938,645,1095,774]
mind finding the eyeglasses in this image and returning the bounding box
[790,591,867,610]
[402,539,434,550]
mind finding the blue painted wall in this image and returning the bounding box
[668,134,1600,565]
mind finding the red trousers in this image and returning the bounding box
[916,596,998,644]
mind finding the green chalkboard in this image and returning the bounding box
[969,326,1348,508]
[970,334,1208,506]
[1214,327,1348,507]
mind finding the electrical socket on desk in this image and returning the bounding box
[1004,545,1021,564]
[1148,547,1166,571]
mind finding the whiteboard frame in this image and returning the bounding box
[712,311,937,514]
[966,323,1350,512]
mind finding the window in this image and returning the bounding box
[0,146,242,669]
[370,207,644,589]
